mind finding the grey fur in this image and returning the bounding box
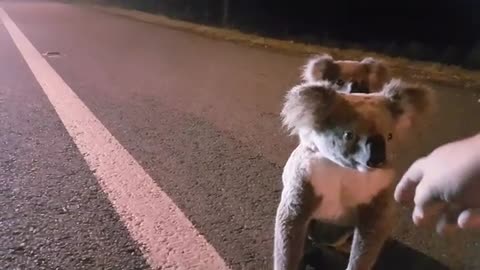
[274,79,435,270]
[301,54,391,93]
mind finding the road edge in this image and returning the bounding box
[70,1,480,90]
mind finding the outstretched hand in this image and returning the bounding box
[394,133,480,234]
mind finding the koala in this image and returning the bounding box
[274,79,435,270]
[301,54,391,94]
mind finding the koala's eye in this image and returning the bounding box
[343,131,355,141]
[336,79,345,86]
[387,133,393,140]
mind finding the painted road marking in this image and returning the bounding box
[0,7,229,270]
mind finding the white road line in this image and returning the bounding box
[0,7,229,270]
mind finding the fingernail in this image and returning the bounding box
[413,209,424,225]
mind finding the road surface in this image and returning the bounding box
[1,1,480,269]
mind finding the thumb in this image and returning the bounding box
[394,158,425,205]
[457,209,480,229]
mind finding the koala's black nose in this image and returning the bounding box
[350,81,370,94]
[366,134,386,167]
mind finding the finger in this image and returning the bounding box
[436,219,458,236]
[412,180,445,227]
[413,202,445,227]
[436,211,460,236]
[394,158,425,205]
[458,209,480,229]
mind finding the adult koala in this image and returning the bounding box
[274,79,435,270]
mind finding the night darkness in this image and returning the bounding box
[107,0,480,69]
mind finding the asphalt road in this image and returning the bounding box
[1,1,480,270]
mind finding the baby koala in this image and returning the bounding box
[301,54,391,94]
[274,79,435,270]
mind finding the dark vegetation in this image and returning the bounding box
[93,0,480,70]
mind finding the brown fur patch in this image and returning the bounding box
[302,54,391,93]
[281,80,435,150]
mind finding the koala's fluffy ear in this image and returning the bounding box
[281,82,338,135]
[361,57,390,82]
[382,79,436,130]
[301,54,339,83]
[360,57,382,66]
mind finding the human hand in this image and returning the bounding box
[394,133,480,234]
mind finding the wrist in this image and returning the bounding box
[470,132,480,160]
[471,132,480,147]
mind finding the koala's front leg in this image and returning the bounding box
[274,182,319,270]
[347,190,394,270]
